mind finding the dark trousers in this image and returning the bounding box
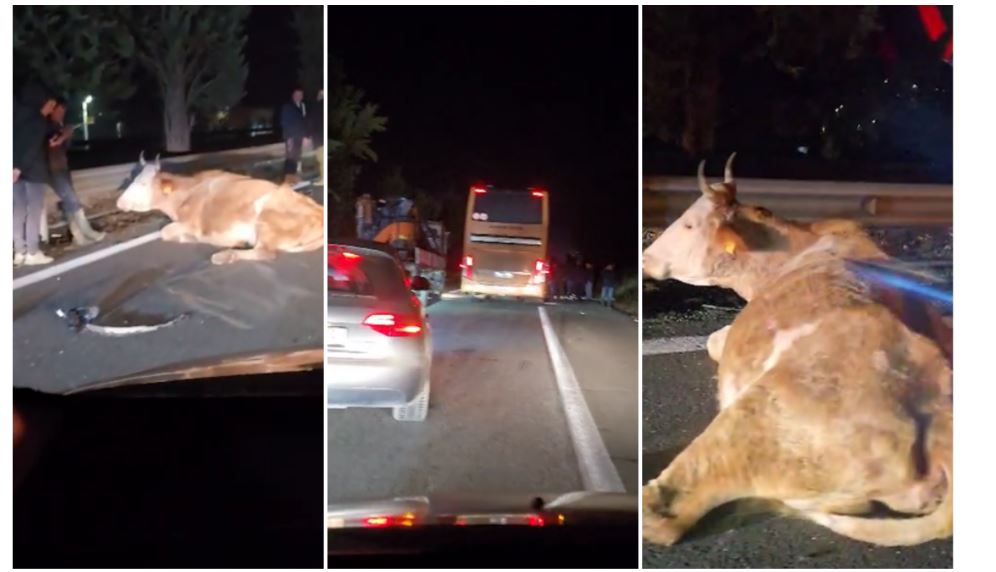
[284,137,303,175]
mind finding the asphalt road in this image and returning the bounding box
[641,281,954,568]
[12,184,324,394]
[327,297,639,503]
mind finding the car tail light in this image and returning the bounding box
[530,188,546,198]
[526,514,545,527]
[534,259,550,274]
[460,255,474,279]
[362,313,424,337]
[362,515,415,528]
[471,186,487,194]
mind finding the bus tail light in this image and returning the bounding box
[460,255,474,279]
[362,313,424,337]
[530,259,549,284]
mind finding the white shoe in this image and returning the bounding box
[13,252,26,266]
[23,252,54,266]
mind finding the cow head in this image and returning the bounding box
[117,152,166,212]
[643,154,800,295]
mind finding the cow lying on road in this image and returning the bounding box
[117,153,323,264]
[642,155,952,547]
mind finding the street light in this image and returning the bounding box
[82,95,93,142]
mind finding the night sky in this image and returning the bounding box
[328,6,639,271]
[244,6,299,106]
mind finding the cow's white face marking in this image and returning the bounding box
[643,196,721,284]
[117,164,161,212]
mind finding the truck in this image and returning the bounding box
[366,197,449,304]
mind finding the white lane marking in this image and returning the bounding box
[537,306,625,493]
[643,335,709,355]
[13,231,161,291]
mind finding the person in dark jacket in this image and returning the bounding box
[13,84,57,266]
[280,87,308,183]
[47,97,105,245]
[600,263,617,307]
[311,89,324,183]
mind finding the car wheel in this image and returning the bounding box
[392,375,430,422]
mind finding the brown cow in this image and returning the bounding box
[117,153,323,264]
[642,155,952,547]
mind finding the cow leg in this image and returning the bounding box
[644,386,782,545]
[210,246,277,265]
[160,222,197,243]
[706,325,731,362]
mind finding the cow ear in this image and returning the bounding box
[716,224,747,256]
[159,176,174,195]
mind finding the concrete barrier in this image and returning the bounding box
[644,175,952,227]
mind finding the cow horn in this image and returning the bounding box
[155,153,161,170]
[724,152,737,184]
[697,160,713,197]
[139,151,146,166]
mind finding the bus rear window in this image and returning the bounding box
[472,190,543,224]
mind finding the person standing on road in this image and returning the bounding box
[600,263,617,307]
[280,87,307,185]
[310,89,325,184]
[563,253,576,300]
[47,97,105,246]
[583,261,595,300]
[13,84,57,266]
[355,193,374,239]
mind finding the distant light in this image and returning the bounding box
[871,119,877,124]
[84,95,93,104]
[884,78,889,84]
[820,125,826,134]
[912,83,919,90]
[797,146,809,155]
[856,123,862,131]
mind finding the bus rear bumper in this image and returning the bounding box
[460,279,546,299]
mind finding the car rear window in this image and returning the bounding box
[472,190,543,225]
[328,248,408,299]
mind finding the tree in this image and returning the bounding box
[291,6,324,96]
[122,6,249,152]
[643,6,879,157]
[13,6,136,122]
[328,83,387,197]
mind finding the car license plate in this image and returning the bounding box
[328,327,348,346]
[494,271,513,278]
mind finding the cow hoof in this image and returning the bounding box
[211,250,240,265]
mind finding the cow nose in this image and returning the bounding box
[643,252,668,280]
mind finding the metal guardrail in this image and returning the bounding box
[45,142,286,216]
[643,176,952,228]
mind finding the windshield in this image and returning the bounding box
[325,5,640,535]
[471,190,544,225]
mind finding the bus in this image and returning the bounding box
[460,184,550,299]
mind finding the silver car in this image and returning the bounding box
[327,241,433,421]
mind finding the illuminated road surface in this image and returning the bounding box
[12,185,324,394]
[327,297,639,502]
